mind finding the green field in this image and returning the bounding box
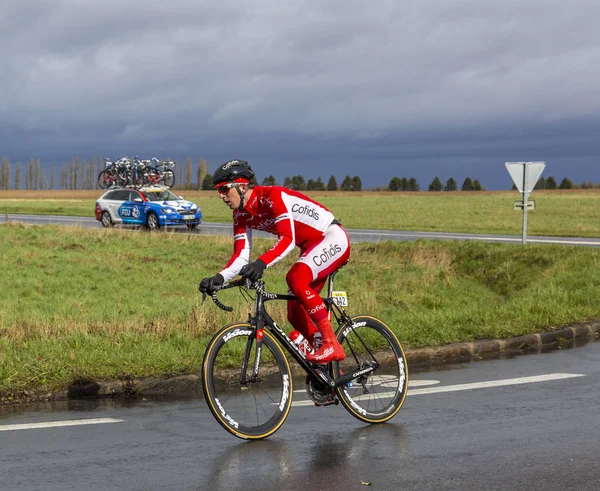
[2,189,600,236]
[2,223,600,398]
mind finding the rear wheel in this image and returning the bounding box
[146,212,160,230]
[97,171,110,190]
[100,211,113,228]
[162,170,175,188]
[202,323,292,440]
[333,315,408,424]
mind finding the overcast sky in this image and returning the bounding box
[2,0,600,189]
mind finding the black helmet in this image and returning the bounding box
[212,159,255,188]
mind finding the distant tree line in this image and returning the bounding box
[512,176,580,191]
[425,176,485,191]
[0,156,594,192]
[389,177,420,191]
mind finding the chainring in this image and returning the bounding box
[305,374,336,405]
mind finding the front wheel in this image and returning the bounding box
[146,212,160,230]
[333,315,408,424]
[162,170,175,188]
[202,323,293,440]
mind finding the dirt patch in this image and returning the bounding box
[63,243,85,251]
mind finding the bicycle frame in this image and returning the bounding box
[215,272,379,391]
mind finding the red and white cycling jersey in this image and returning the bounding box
[218,186,341,281]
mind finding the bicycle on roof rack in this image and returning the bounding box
[201,271,409,440]
[96,157,176,189]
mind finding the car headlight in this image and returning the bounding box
[161,207,175,214]
[191,205,197,211]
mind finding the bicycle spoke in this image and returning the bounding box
[335,316,408,423]
[203,324,292,439]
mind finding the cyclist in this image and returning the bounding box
[199,159,350,363]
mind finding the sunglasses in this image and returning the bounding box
[216,183,235,195]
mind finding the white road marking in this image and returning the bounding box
[409,379,440,387]
[292,375,439,393]
[0,418,124,432]
[291,373,584,406]
[407,373,585,395]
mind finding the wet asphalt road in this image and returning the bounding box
[1,341,599,491]
[3,213,600,246]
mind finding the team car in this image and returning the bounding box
[95,186,202,230]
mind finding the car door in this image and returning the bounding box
[116,190,141,224]
[103,190,126,224]
[125,190,146,225]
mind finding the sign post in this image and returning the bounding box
[505,161,546,244]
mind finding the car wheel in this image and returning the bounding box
[101,211,113,228]
[146,212,160,230]
[186,223,198,231]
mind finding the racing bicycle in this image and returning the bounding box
[201,271,408,440]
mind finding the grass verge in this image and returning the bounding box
[1,223,600,397]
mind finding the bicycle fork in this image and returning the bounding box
[239,300,268,386]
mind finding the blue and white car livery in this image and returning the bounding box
[95,186,202,230]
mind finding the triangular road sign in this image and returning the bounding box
[505,162,546,194]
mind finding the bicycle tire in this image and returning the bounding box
[162,170,175,188]
[202,323,293,440]
[116,171,129,187]
[97,170,110,189]
[131,171,144,189]
[332,315,408,424]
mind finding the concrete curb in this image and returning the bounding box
[405,321,600,367]
[2,321,599,405]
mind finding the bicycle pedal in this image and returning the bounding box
[314,398,338,407]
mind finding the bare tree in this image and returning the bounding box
[34,159,40,190]
[70,159,77,190]
[14,163,21,190]
[26,159,34,190]
[87,159,95,189]
[14,162,21,190]
[185,157,193,190]
[78,158,85,190]
[39,168,46,190]
[197,158,208,190]
[60,164,66,190]
[0,158,10,190]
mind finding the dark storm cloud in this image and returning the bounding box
[1,0,600,187]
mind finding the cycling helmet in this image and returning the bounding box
[212,159,255,188]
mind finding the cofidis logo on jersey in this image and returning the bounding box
[312,243,342,267]
[292,203,319,220]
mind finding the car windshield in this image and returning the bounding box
[144,190,180,202]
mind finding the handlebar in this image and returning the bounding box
[201,278,260,311]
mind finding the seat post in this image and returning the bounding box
[327,271,337,299]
